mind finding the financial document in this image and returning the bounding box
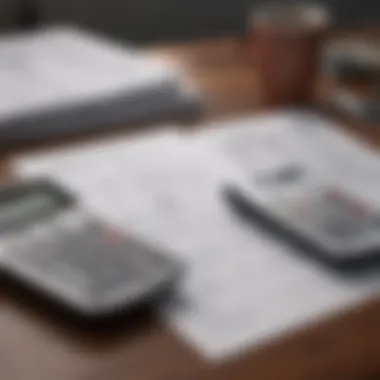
[13,114,380,360]
[197,112,380,205]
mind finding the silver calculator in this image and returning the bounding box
[0,179,183,316]
[225,170,380,270]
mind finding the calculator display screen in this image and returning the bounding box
[0,181,74,230]
[0,193,57,225]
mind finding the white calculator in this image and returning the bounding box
[0,179,183,317]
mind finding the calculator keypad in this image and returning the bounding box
[284,187,380,243]
[58,210,88,231]
[2,210,177,307]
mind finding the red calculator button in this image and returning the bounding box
[103,228,124,243]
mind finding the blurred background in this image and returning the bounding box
[3,0,380,43]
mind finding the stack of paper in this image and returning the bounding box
[0,25,200,143]
[13,113,380,360]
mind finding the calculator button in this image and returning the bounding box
[7,236,31,253]
[29,223,52,241]
[59,211,87,231]
[0,236,13,255]
[50,262,90,294]
[102,228,125,243]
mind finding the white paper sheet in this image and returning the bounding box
[13,114,380,360]
[196,111,380,204]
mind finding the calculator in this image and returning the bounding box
[225,168,380,270]
[0,179,183,316]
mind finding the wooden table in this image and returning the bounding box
[2,35,380,380]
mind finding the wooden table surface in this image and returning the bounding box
[2,32,380,380]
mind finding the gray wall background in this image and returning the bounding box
[3,0,380,43]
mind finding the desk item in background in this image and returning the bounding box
[13,116,380,360]
[331,87,380,123]
[250,2,330,106]
[0,179,182,317]
[324,40,380,83]
[0,25,200,144]
[323,40,380,123]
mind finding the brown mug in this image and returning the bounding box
[250,2,330,107]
